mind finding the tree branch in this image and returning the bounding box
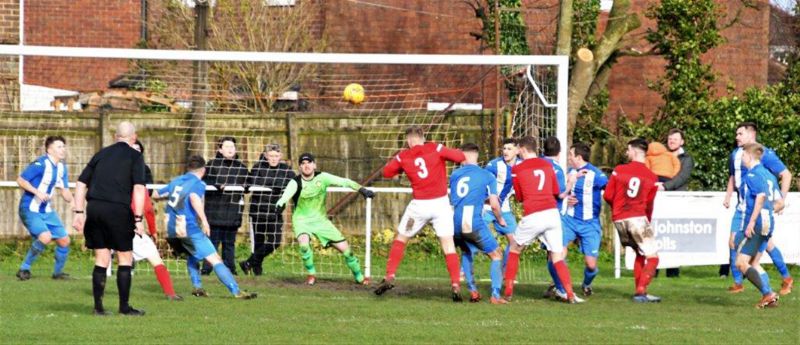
[555,0,574,56]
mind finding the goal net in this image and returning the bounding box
[0,44,567,286]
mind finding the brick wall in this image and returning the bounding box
[24,0,141,91]
[14,0,771,120]
[0,0,18,110]
[606,0,770,123]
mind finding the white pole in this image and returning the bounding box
[555,56,569,168]
[364,196,372,279]
[614,227,621,279]
[18,0,24,85]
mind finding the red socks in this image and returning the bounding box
[634,255,645,294]
[385,240,407,280]
[504,252,521,297]
[553,260,575,299]
[154,264,176,297]
[637,257,659,295]
[444,253,460,286]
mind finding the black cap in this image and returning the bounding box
[298,152,315,164]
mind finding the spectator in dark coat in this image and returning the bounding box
[201,137,249,275]
[658,128,695,278]
[240,144,296,276]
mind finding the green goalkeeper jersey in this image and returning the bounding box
[276,172,361,221]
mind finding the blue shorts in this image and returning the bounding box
[169,231,217,261]
[730,209,744,233]
[738,231,771,257]
[483,210,517,235]
[455,225,499,255]
[733,231,769,254]
[562,216,601,257]
[19,208,67,239]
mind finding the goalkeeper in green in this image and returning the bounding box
[275,153,375,285]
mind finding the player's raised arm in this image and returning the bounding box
[438,144,466,163]
[383,155,403,178]
[321,172,375,199]
[275,179,298,208]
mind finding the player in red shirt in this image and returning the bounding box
[504,136,582,303]
[374,126,467,301]
[603,138,661,303]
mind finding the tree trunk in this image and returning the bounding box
[565,0,641,145]
[567,48,595,145]
[555,0,574,56]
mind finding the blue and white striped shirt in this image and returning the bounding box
[19,155,69,213]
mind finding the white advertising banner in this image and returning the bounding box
[618,192,800,274]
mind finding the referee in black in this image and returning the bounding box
[73,121,147,316]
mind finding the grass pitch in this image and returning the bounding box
[1,257,798,344]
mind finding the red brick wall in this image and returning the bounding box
[23,0,141,91]
[0,0,18,44]
[606,0,770,123]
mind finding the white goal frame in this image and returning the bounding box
[0,45,570,280]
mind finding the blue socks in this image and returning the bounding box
[502,245,511,270]
[187,257,202,288]
[461,251,476,292]
[53,246,69,274]
[548,259,565,294]
[583,266,599,287]
[767,247,790,279]
[730,249,743,284]
[490,259,502,298]
[213,263,240,295]
[20,240,46,271]
[758,271,773,295]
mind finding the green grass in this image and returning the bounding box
[1,257,798,344]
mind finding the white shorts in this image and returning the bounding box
[133,235,160,262]
[398,196,454,238]
[513,209,563,253]
[613,216,658,257]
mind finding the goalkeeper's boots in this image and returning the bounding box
[469,290,482,303]
[239,260,252,276]
[490,296,508,305]
[451,285,463,303]
[235,291,258,300]
[755,292,778,309]
[728,284,745,294]
[357,276,371,286]
[306,275,316,286]
[192,288,209,297]
[779,277,793,296]
[374,277,395,296]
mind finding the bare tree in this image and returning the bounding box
[145,0,328,112]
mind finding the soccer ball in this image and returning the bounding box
[343,83,365,105]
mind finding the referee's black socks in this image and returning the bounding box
[117,265,133,312]
[92,265,107,312]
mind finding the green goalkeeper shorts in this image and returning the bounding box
[292,216,346,247]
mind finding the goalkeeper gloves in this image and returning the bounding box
[358,187,375,199]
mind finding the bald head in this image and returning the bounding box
[115,121,137,144]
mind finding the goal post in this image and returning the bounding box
[0,44,569,283]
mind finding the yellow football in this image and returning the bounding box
[343,83,365,105]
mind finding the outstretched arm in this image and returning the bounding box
[275,179,298,208]
[383,155,402,178]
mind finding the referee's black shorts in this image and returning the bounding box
[84,200,135,251]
